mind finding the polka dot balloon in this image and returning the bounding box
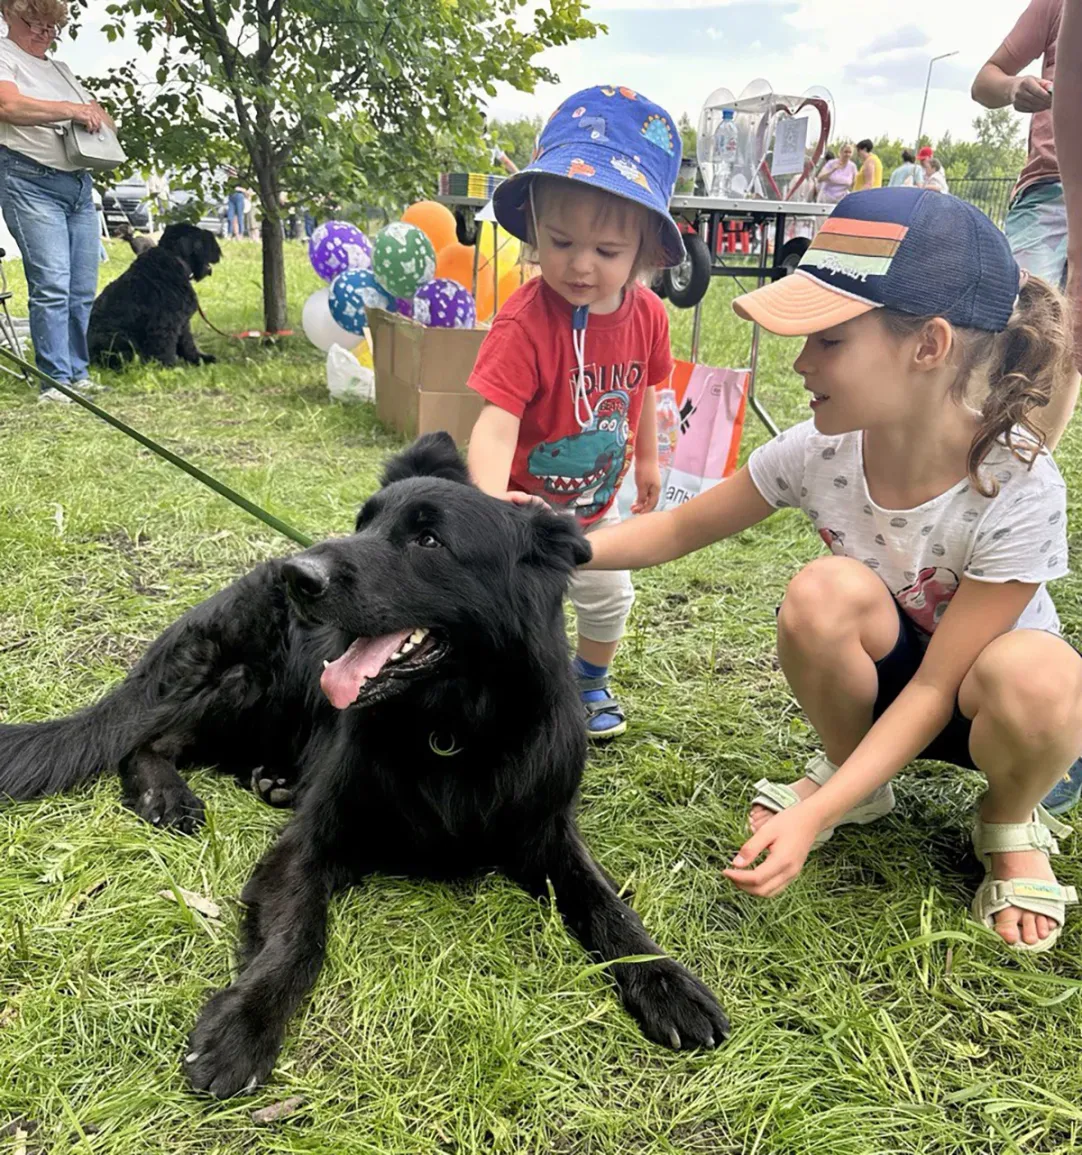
[308,220,372,282]
[372,221,436,299]
[413,278,477,329]
[329,269,393,334]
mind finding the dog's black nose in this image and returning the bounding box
[282,556,329,599]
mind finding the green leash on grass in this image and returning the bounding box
[0,345,314,549]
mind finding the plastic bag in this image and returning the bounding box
[326,342,374,403]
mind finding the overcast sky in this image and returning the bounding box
[59,0,1041,152]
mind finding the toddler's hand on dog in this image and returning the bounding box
[501,491,549,509]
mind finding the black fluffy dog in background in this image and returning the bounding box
[0,433,728,1098]
[88,222,221,368]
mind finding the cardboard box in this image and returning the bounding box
[368,308,488,446]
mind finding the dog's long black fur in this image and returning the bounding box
[0,433,727,1097]
[88,222,221,369]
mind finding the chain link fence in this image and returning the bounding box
[949,177,1016,230]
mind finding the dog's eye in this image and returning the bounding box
[415,531,442,549]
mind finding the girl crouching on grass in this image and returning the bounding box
[586,188,1082,953]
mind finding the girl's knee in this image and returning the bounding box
[778,556,891,646]
[964,632,1082,745]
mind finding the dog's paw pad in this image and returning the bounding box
[250,770,295,809]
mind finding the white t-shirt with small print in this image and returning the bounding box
[748,420,1069,639]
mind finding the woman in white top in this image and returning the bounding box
[0,0,116,400]
[922,156,949,193]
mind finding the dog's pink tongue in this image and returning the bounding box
[320,630,413,709]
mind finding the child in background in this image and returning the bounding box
[467,85,684,739]
[586,188,1082,951]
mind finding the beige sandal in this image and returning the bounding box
[751,752,896,849]
[970,804,1078,953]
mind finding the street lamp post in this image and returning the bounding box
[917,50,960,148]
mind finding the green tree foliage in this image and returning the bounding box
[488,115,543,172]
[95,0,600,331]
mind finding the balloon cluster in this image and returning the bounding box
[301,201,538,351]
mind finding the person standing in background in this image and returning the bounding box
[0,0,114,401]
[922,157,949,193]
[853,139,882,190]
[1052,0,1081,374]
[889,148,924,187]
[972,0,1078,451]
[816,143,857,204]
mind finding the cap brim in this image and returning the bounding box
[732,272,877,336]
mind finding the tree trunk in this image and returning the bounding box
[253,147,287,336]
[260,202,288,335]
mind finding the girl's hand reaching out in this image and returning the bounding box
[722,803,823,898]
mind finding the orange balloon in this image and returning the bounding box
[401,200,457,255]
[478,263,541,322]
[435,242,487,293]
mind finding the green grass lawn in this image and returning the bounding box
[1,238,1082,1154]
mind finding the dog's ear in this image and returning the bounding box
[520,505,592,572]
[381,432,470,487]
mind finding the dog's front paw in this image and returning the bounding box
[184,987,283,1098]
[618,957,729,1050]
[123,781,205,834]
[200,353,218,364]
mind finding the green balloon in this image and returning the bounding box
[372,222,436,299]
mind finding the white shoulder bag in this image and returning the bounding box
[50,62,126,173]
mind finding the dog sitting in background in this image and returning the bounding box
[88,223,221,368]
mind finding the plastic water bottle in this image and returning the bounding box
[711,109,737,197]
[656,387,680,471]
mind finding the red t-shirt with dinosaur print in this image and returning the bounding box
[467,278,673,526]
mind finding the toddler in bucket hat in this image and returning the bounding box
[466,85,683,741]
[492,84,685,268]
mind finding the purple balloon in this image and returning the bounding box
[394,296,414,319]
[308,220,372,282]
[413,278,476,329]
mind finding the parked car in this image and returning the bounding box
[168,188,228,235]
[107,178,154,233]
[97,187,133,237]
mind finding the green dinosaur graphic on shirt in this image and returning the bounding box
[527,390,630,520]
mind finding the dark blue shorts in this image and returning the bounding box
[872,599,978,770]
[873,598,1079,772]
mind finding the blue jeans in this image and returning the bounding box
[227,190,246,236]
[1004,180,1068,292]
[0,147,98,385]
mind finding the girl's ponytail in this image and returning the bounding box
[969,275,1073,494]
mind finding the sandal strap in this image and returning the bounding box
[584,694,623,720]
[972,810,1065,864]
[1036,803,1073,840]
[804,751,839,787]
[752,778,801,814]
[973,877,1079,925]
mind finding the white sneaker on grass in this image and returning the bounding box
[38,387,73,404]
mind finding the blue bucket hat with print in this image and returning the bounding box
[492,85,685,267]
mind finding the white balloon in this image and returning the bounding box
[302,288,358,352]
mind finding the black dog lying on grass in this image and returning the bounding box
[88,222,221,369]
[0,433,727,1098]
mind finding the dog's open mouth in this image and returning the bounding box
[320,627,445,709]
